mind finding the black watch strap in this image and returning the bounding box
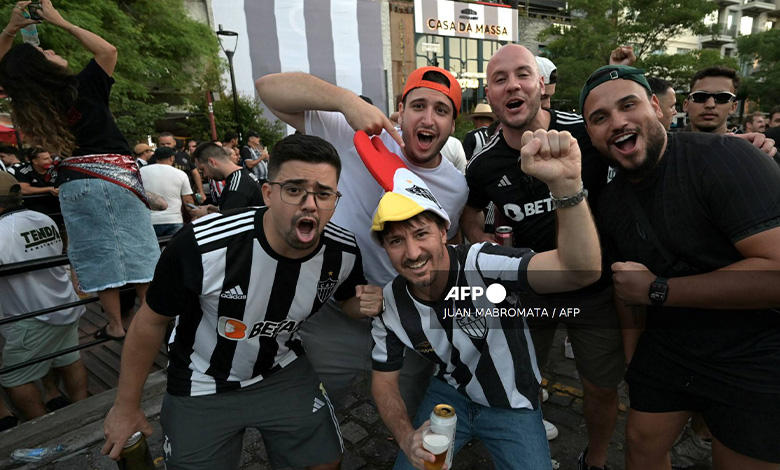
[649,276,668,306]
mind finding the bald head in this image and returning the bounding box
[487,44,540,79]
[485,44,545,132]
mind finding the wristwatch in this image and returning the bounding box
[549,186,588,210]
[648,277,669,306]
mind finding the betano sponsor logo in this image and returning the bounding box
[217,316,302,341]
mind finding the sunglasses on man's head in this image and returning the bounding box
[687,91,736,104]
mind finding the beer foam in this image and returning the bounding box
[423,433,450,454]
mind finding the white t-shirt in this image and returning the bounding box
[305,111,469,286]
[140,164,193,225]
[0,209,84,325]
[441,136,467,174]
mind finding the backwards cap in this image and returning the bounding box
[535,57,557,85]
[579,65,651,113]
[353,131,451,245]
[402,66,462,118]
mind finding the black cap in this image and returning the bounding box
[245,131,260,139]
[152,146,176,162]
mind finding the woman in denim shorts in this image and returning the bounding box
[0,0,160,340]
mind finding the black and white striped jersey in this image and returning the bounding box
[371,243,542,410]
[146,206,365,396]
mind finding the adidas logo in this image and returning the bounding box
[312,397,325,413]
[497,175,512,187]
[220,286,247,300]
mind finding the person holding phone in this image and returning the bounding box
[0,0,160,341]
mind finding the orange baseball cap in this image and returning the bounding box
[402,66,462,117]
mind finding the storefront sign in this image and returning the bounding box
[414,0,517,42]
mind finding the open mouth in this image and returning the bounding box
[295,218,317,243]
[611,132,638,153]
[417,130,435,146]
[507,99,524,110]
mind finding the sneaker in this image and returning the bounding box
[564,336,575,359]
[542,388,549,402]
[670,425,712,469]
[578,447,608,470]
[544,419,559,440]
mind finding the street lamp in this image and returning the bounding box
[216,25,242,142]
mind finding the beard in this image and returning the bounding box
[283,213,321,251]
[603,121,667,181]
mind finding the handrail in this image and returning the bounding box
[0,235,173,376]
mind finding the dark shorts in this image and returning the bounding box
[525,286,624,388]
[627,349,780,463]
[160,356,343,470]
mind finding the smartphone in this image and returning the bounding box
[185,203,198,210]
[27,3,43,21]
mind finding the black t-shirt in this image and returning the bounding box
[598,132,780,392]
[465,110,610,297]
[14,163,52,187]
[68,60,132,157]
[466,110,609,252]
[219,168,264,211]
[57,60,132,185]
[173,151,196,188]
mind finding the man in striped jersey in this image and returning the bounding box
[461,44,624,470]
[102,134,383,470]
[370,130,601,469]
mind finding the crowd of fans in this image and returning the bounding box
[0,2,779,470]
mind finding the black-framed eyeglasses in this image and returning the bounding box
[687,91,736,104]
[268,182,342,210]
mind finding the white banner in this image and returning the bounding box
[414,0,517,42]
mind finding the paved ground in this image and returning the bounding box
[1,328,641,470]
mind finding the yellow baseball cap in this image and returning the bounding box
[370,167,450,244]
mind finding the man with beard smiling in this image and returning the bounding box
[103,134,383,470]
[462,43,623,470]
[581,65,780,470]
[255,67,468,412]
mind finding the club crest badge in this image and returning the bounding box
[457,315,487,340]
[317,272,339,302]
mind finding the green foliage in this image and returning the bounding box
[737,29,780,107]
[540,0,716,111]
[5,0,221,142]
[453,114,475,142]
[640,50,738,96]
[190,93,285,148]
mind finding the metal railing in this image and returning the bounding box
[0,236,171,376]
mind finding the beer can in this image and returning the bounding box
[429,404,456,469]
[495,226,513,247]
[118,432,154,470]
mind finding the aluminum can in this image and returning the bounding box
[118,432,154,470]
[495,226,513,247]
[429,404,456,469]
